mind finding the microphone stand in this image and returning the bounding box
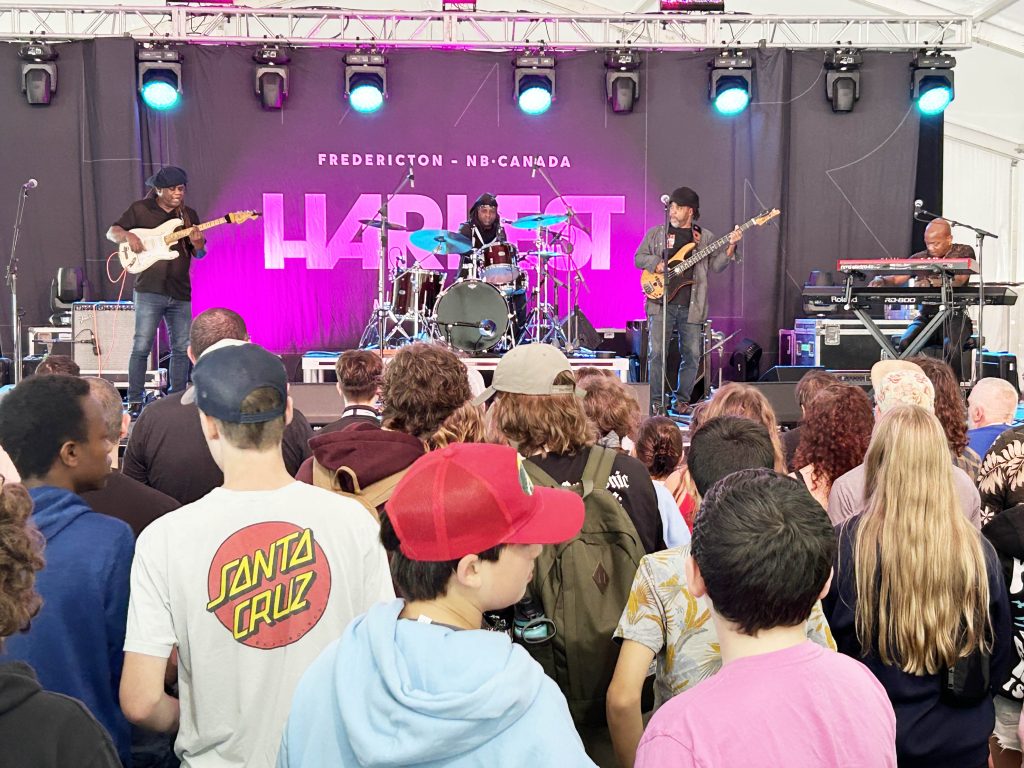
[658,202,670,415]
[530,157,591,353]
[357,167,414,357]
[916,205,999,384]
[4,184,32,384]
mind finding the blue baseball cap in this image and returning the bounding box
[184,342,287,423]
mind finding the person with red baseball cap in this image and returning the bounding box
[276,443,595,768]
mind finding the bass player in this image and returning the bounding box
[634,186,741,415]
[107,166,205,414]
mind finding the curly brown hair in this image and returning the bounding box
[690,382,787,472]
[381,343,472,441]
[910,356,969,456]
[429,402,486,449]
[487,370,596,456]
[578,375,642,443]
[0,482,45,645]
[635,416,683,479]
[793,384,873,493]
[336,350,383,402]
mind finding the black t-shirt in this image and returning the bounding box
[665,225,695,307]
[318,406,382,435]
[114,197,201,301]
[122,391,314,505]
[910,243,975,319]
[528,448,665,553]
[457,221,504,278]
[81,470,180,538]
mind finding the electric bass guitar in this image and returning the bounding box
[640,208,780,301]
[118,210,262,274]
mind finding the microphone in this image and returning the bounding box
[914,199,923,212]
[531,156,539,179]
[660,194,671,206]
[408,165,415,189]
[22,179,38,190]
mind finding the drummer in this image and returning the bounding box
[457,193,528,338]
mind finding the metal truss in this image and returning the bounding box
[0,6,972,50]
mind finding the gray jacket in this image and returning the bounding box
[633,224,736,324]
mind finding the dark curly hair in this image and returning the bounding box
[0,482,45,645]
[910,356,969,456]
[0,376,90,479]
[381,343,471,443]
[635,416,683,479]
[793,384,873,492]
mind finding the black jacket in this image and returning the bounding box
[0,661,122,768]
[983,505,1024,702]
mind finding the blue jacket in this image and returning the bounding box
[2,486,134,766]
[277,600,595,767]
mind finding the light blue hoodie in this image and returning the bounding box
[277,600,595,767]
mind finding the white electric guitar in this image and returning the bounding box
[117,210,261,274]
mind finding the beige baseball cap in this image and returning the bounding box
[473,344,582,405]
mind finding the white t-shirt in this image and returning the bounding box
[125,482,395,768]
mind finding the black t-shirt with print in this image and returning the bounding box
[114,197,201,301]
[528,449,665,553]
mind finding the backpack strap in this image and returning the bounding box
[353,468,411,519]
[580,445,617,498]
[522,458,561,490]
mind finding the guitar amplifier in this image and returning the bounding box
[72,302,139,371]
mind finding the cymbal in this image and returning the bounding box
[359,219,407,231]
[409,229,472,255]
[508,213,570,229]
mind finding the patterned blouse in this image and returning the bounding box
[977,425,1024,525]
[614,545,837,711]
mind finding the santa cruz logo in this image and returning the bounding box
[206,522,332,649]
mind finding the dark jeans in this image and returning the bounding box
[898,310,973,382]
[647,301,702,413]
[130,291,192,402]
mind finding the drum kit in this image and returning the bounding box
[358,212,578,354]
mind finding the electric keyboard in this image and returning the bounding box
[802,284,1018,311]
[837,258,979,276]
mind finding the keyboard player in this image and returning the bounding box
[867,218,974,381]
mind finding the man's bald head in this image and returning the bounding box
[924,218,954,258]
[968,377,1019,428]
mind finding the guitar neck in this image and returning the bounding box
[164,215,229,245]
[672,217,758,275]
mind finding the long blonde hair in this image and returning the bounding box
[853,405,991,674]
[690,382,786,472]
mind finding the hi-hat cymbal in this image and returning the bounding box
[508,213,570,229]
[359,219,407,231]
[409,229,472,255]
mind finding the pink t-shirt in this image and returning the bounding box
[635,641,896,768]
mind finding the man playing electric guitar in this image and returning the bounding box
[633,186,741,415]
[107,166,205,413]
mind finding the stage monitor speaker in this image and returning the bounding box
[596,328,632,358]
[72,302,137,370]
[744,381,803,426]
[981,352,1020,394]
[561,309,601,350]
[289,383,343,427]
[759,365,825,383]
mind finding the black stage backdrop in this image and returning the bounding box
[0,41,921,362]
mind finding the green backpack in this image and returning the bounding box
[522,445,646,727]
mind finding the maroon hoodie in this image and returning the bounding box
[295,422,425,488]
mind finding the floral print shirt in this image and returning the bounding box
[978,425,1024,525]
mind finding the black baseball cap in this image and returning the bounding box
[183,342,287,423]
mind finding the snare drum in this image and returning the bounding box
[392,268,445,316]
[434,279,511,353]
[479,242,519,285]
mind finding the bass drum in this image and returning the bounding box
[434,280,511,353]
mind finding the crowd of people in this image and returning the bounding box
[1,309,1023,768]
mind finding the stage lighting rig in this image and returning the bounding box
[824,48,862,113]
[661,1,725,9]
[254,45,289,110]
[19,41,58,106]
[912,49,955,116]
[709,50,752,116]
[137,44,182,111]
[514,53,555,116]
[345,51,387,114]
[605,49,641,114]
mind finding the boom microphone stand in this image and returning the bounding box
[5,180,34,384]
[915,203,999,384]
[357,166,414,356]
[659,200,670,415]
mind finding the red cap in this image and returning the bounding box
[385,443,585,562]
